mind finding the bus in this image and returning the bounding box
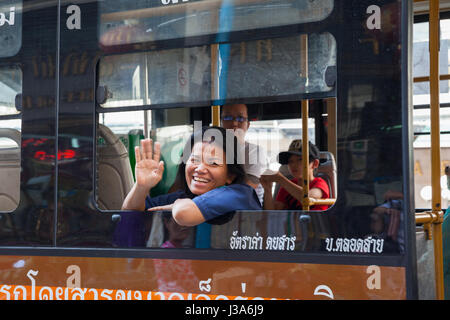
[0,0,445,300]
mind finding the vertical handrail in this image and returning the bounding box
[302,100,310,210]
[210,43,220,124]
[212,105,220,126]
[210,3,220,126]
[211,41,220,125]
[429,0,445,300]
[300,34,310,210]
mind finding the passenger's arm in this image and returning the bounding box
[308,187,324,199]
[172,198,205,226]
[260,175,286,210]
[121,139,164,211]
[263,172,324,203]
[122,183,152,211]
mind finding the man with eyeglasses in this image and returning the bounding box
[220,103,269,204]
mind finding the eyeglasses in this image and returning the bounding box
[221,115,248,123]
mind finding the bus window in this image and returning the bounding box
[413,16,450,210]
[413,18,450,106]
[220,33,335,100]
[98,47,211,108]
[0,1,21,58]
[98,99,337,250]
[0,66,21,212]
[98,33,336,109]
[413,108,450,210]
[95,2,338,250]
[98,54,149,108]
[98,0,334,46]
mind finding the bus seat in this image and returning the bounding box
[317,151,337,199]
[0,128,21,212]
[96,124,134,210]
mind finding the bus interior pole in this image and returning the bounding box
[302,100,310,210]
[211,44,220,126]
[429,0,445,300]
[300,34,310,210]
[210,1,220,127]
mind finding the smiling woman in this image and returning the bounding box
[186,141,232,195]
[122,126,262,226]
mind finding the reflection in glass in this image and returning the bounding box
[0,65,21,212]
[368,197,404,254]
[99,0,334,45]
[224,33,336,100]
[98,54,147,108]
[147,212,195,248]
[0,121,20,212]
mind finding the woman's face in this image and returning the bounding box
[185,142,234,195]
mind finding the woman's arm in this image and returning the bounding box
[172,184,264,226]
[122,183,151,211]
[121,139,164,211]
[172,198,205,226]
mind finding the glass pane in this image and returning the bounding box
[99,0,334,46]
[223,33,336,100]
[413,136,450,210]
[246,118,315,172]
[413,19,450,106]
[413,107,450,209]
[98,54,147,108]
[146,46,211,105]
[99,33,336,108]
[413,107,450,138]
[413,21,429,78]
[0,1,22,58]
[413,80,450,106]
[413,20,450,78]
[100,110,146,136]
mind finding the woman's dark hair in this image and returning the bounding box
[173,126,247,198]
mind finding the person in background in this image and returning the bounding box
[260,139,330,211]
[220,103,270,205]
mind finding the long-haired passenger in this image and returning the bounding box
[122,126,262,226]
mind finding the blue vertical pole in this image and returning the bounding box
[196,0,236,248]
